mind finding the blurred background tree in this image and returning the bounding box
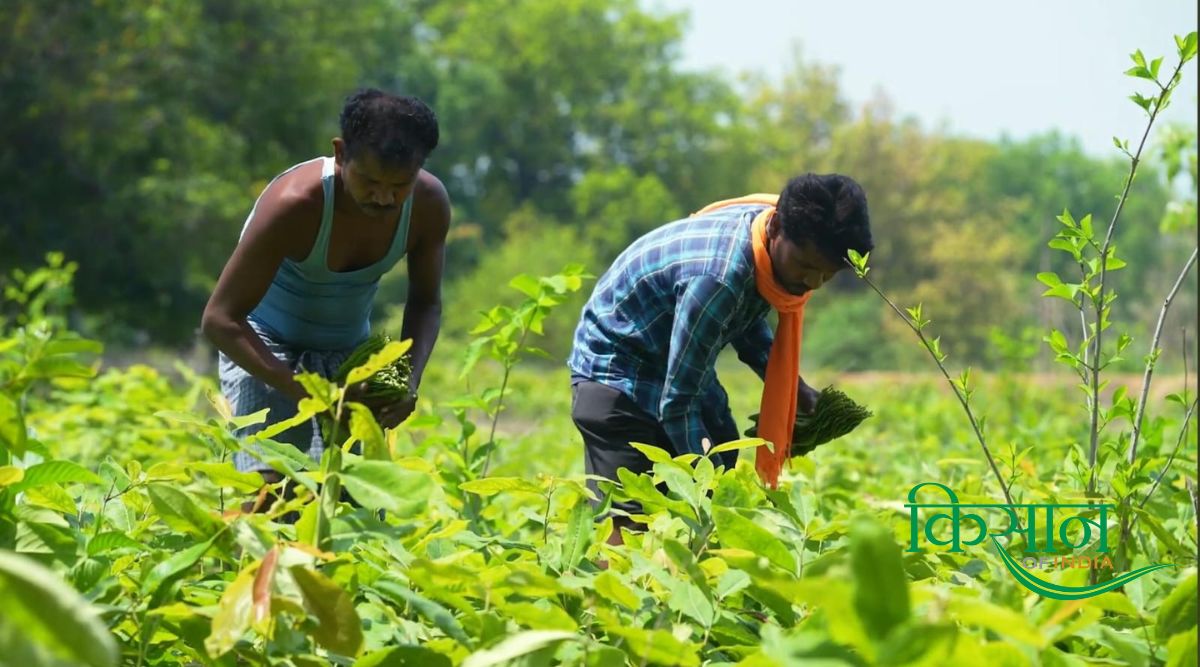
[1,0,1192,372]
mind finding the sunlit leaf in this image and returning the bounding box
[204,564,258,658]
[593,571,641,611]
[0,465,24,487]
[714,508,795,574]
[0,393,26,456]
[462,630,578,667]
[1156,570,1197,640]
[189,462,264,493]
[347,403,388,460]
[354,647,452,667]
[557,499,592,572]
[340,461,433,517]
[11,460,102,492]
[344,340,412,387]
[146,484,223,538]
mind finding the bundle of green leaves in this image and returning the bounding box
[744,386,873,456]
[336,333,412,401]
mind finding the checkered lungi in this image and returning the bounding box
[219,319,355,472]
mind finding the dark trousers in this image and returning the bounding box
[570,379,740,516]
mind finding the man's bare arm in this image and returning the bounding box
[400,173,451,394]
[200,182,316,404]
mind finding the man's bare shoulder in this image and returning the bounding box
[242,160,326,259]
[414,170,449,210]
[256,160,325,226]
[411,169,451,239]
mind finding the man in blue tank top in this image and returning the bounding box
[201,89,450,486]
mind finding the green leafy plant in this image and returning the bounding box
[847,30,1198,624]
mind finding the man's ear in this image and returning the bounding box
[332,137,346,165]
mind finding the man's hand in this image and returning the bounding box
[344,382,416,430]
[375,393,417,430]
[798,378,820,416]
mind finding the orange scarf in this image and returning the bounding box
[693,194,811,488]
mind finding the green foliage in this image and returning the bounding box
[418,212,600,363]
[571,166,681,264]
[844,32,1199,594]
[1157,123,1198,235]
[0,550,119,667]
[0,257,1195,665]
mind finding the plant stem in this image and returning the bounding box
[311,391,348,549]
[1184,328,1191,407]
[1127,247,1197,463]
[1086,58,1185,494]
[92,479,117,539]
[1138,397,1198,510]
[543,483,556,545]
[855,270,1016,507]
[481,306,536,478]
[1120,394,1198,565]
[1186,477,1198,535]
[1078,309,1090,372]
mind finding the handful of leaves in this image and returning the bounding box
[320,334,413,444]
[744,386,872,457]
[335,333,413,402]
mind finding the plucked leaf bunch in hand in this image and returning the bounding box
[744,386,873,456]
[336,333,412,401]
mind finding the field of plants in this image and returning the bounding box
[1,259,1196,665]
[0,30,1197,667]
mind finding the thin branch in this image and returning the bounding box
[1087,59,1186,494]
[481,305,537,478]
[1101,58,1187,252]
[1138,397,1198,509]
[1079,309,1091,370]
[1186,477,1198,533]
[1128,247,1198,462]
[1181,329,1191,452]
[854,268,1016,507]
[1117,393,1197,567]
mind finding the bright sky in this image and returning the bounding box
[660,0,1198,156]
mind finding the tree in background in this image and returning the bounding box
[1,0,1191,371]
[0,0,427,342]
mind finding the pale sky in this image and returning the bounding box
[660,0,1198,156]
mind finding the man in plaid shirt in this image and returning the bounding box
[567,173,873,544]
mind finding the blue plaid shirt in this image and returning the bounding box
[568,203,775,455]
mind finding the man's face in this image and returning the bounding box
[766,214,845,296]
[334,141,421,218]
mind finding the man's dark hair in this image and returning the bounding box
[776,173,874,265]
[339,88,439,167]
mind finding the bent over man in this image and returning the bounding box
[568,174,873,543]
[202,89,450,476]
